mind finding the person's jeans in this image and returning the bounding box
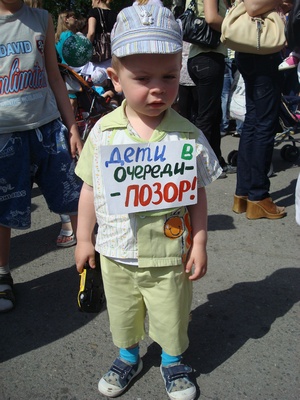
[235,52,282,200]
[221,58,232,133]
[178,84,198,123]
[188,52,225,160]
[236,119,243,135]
[221,58,244,134]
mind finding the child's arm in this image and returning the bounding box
[186,187,208,281]
[75,183,97,273]
[44,15,83,158]
[102,90,115,99]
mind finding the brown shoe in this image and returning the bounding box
[232,195,248,213]
[246,197,286,220]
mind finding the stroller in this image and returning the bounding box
[227,94,300,169]
[58,63,116,141]
[274,95,300,162]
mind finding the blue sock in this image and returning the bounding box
[161,350,182,366]
[119,346,139,365]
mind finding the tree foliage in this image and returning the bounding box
[42,0,173,23]
[43,0,132,23]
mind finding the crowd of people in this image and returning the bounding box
[0,0,299,399]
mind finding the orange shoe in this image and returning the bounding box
[232,195,248,214]
[246,198,286,220]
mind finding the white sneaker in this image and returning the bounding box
[278,55,299,71]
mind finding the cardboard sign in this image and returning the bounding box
[100,140,197,214]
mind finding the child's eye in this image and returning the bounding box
[133,76,148,81]
[164,75,176,80]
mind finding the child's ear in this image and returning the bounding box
[107,67,122,93]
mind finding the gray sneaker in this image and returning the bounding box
[223,164,237,174]
[98,357,143,397]
[160,362,196,400]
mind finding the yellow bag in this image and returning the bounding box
[221,2,286,54]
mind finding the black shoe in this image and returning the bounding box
[218,156,227,169]
[217,170,227,179]
[0,273,15,312]
[223,164,237,174]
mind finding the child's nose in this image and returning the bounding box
[150,80,165,93]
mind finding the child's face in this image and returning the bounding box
[110,53,181,120]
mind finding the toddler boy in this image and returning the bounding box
[75,4,221,399]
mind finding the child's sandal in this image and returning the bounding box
[56,229,77,248]
[0,273,15,313]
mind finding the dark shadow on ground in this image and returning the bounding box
[185,267,300,375]
[10,222,62,270]
[0,267,106,363]
[271,177,298,207]
[145,268,300,399]
[31,186,42,199]
[208,214,235,231]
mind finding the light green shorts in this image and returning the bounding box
[100,255,193,356]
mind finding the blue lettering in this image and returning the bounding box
[135,147,152,162]
[154,144,166,162]
[105,148,125,167]
[0,41,32,58]
[124,147,135,163]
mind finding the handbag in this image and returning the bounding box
[221,2,286,54]
[91,8,112,63]
[229,72,246,121]
[178,0,221,48]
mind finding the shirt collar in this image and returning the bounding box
[100,99,196,134]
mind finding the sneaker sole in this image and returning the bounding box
[278,64,298,71]
[98,359,143,398]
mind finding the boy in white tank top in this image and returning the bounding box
[0,0,83,312]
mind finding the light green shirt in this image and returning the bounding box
[76,101,222,266]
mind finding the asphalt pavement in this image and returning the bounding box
[1,133,300,400]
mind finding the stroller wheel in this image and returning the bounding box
[280,144,300,162]
[227,150,238,166]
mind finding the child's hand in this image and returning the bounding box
[75,241,96,273]
[69,128,83,158]
[185,244,207,281]
[186,187,208,281]
[75,183,96,272]
[103,90,115,98]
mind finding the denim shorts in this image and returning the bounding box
[0,119,82,229]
